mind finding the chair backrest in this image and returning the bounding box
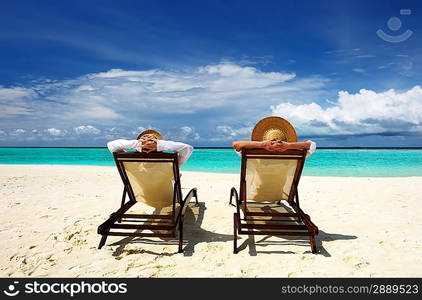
[113,152,182,212]
[240,149,307,205]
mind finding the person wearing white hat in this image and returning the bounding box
[107,129,193,167]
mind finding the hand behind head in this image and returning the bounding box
[140,139,157,153]
[264,140,288,152]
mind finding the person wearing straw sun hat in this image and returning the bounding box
[232,116,316,156]
[107,129,194,167]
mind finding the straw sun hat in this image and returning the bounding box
[137,129,163,140]
[251,116,298,142]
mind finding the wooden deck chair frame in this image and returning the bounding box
[97,151,198,253]
[229,148,319,253]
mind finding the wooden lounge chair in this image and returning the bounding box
[97,151,198,253]
[230,148,318,253]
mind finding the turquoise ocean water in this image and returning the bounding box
[0,148,422,177]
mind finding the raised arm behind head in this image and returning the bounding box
[232,139,313,153]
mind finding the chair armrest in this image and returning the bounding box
[230,187,241,215]
[175,188,198,224]
[229,187,239,206]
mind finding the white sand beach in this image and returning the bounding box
[0,164,421,277]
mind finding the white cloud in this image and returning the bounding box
[0,86,35,100]
[215,125,252,138]
[45,128,64,136]
[14,129,26,134]
[352,68,366,74]
[180,126,193,135]
[77,106,121,119]
[271,85,422,135]
[0,105,32,117]
[0,86,35,117]
[8,62,421,145]
[73,125,101,135]
[216,125,237,137]
[0,62,323,134]
[208,125,253,141]
[74,85,95,92]
[198,63,295,91]
[355,55,376,58]
[166,126,200,141]
[7,129,27,138]
[92,69,158,79]
[0,61,327,145]
[180,126,200,140]
[324,48,361,55]
[131,126,147,136]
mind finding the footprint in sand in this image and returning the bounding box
[10,253,56,276]
[342,256,370,270]
[134,261,176,277]
[204,243,223,254]
[57,222,92,246]
[125,261,152,272]
[288,271,301,277]
[240,269,251,277]
[68,263,91,271]
[354,262,370,270]
[300,255,315,261]
[121,248,146,256]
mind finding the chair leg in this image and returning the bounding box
[118,188,127,223]
[178,220,184,253]
[98,235,108,249]
[309,236,317,254]
[233,213,238,254]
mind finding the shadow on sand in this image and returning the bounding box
[108,201,356,257]
[235,202,357,257]
[236,230,357,257]
[109,202,233,257]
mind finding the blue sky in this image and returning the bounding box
[0,0,421,146]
